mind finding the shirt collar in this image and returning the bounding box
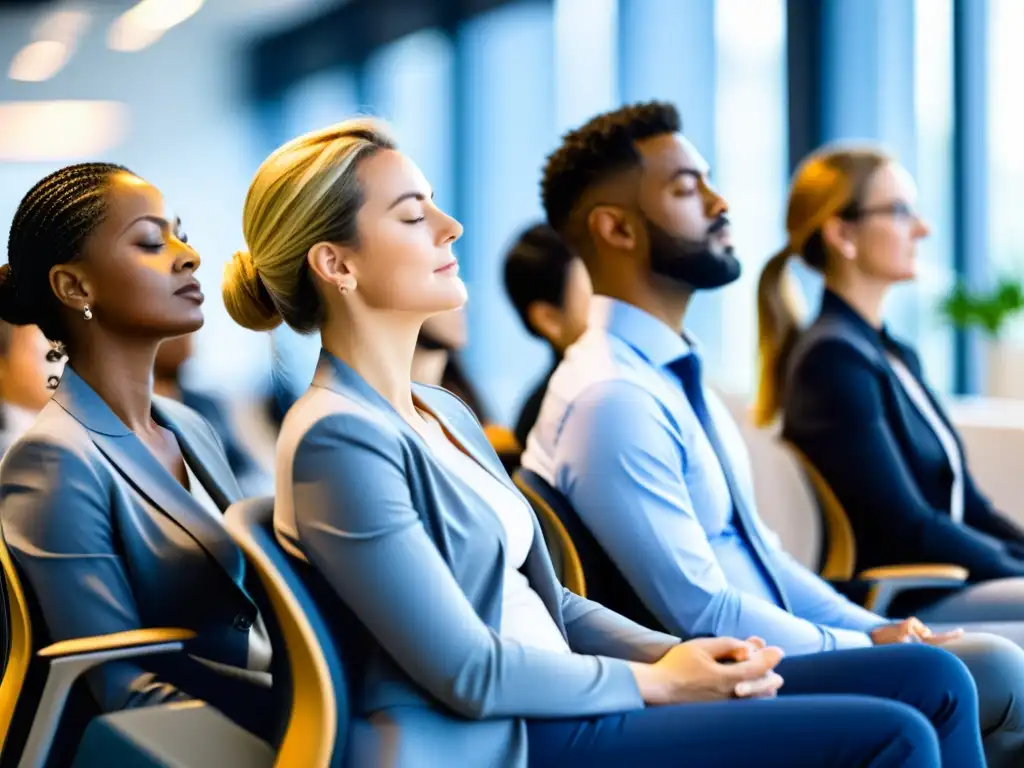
[588,295,694,368]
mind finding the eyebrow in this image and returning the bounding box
[668,167,709,183]
[387,190,434,211]
[121,215,180,236]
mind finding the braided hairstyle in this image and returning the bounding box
[2,163,131,358]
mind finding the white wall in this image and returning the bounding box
[0,6,272,396]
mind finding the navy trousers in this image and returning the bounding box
[527,644,984,767]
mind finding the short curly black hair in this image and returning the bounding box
[541,101,681,240]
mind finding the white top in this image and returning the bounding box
[886,354,965,525]
[419,421,571,654]
[183,461,274,673]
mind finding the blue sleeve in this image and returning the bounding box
[555,381,872,656]
[290,413,645,720]
[755,525,882,635]
[0,438,191,711]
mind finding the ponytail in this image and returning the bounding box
[753,245,806,428]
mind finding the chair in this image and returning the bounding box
[513,469,664,631]
[223,497,346,768]
[784,442,968,614]
[0,527,197,767]
[483,425,522,475]
[514,471,586,597]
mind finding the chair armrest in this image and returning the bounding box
[857,565,968,614]
[21,628,196,768]
[38,628,196,659]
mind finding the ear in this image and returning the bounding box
[821,216,858,262]
[307,242,357,293]
[48,264,91,312]
[526,300,565,346]
[588,205,636,252]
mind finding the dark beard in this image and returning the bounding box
[646,214,741,290]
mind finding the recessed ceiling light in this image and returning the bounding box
[0,101,130,162]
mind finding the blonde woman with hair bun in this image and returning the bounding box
[219,118,895,768]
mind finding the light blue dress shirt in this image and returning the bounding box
[520,296,883,656]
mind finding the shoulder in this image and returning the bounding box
[788,316,884,382]
[559,377,673,455]
[279,385,406,468]
[0,405,107,511]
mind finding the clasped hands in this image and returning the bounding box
[631,636,785,706]
[632,617,964,707]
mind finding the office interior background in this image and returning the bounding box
[0,0,1020,431]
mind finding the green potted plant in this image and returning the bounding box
[940,276,1024,397]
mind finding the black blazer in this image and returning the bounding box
[0,367,268,718]
[782,290,1024,581]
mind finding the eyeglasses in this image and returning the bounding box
[840,201,920,222]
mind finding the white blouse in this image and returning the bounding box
[184,460,274,673]
[419,421,571,655]
[886,354,965,525]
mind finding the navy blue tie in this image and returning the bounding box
[669,353,791,611]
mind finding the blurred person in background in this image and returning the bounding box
[222,116,984,768]
[0,322,62,454]
[758,146,1024,623]
[503,222,592,448]
[0,163,277,746]
[155,333,271,494]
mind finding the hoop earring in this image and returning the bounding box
[82,305,92,320]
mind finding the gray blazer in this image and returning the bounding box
[276,351,679,768]
[0,366,262,714]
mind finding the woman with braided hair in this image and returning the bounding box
[0,164,277,742]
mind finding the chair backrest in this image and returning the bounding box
[223,497,345,768]
[483,424,522,475]
[512,469,663,631]
[0,525,32,757]
[783,443,857,580]
[513,471,586,597]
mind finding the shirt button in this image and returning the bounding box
[233,614,253,632]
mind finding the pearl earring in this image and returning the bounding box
[83,305,93,320]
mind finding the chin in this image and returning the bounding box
[170,313,205,335]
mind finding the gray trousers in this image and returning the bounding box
[940,633,1024,768]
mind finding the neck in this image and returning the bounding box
[68,336,160,433]
[825,272,890,329]
[321,311,421,421]
[411,347,449,388]
[593,269,694,333]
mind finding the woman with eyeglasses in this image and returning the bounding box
[755,145,1024,625]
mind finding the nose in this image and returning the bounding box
[914,216,931,239]
[437,209,463,246]
[702,184,729,219]
[173,242,201,272]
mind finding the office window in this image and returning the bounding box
[364,29,455,213]
[989,0,1024,313]
[554,0,618,134]
[713,0,787,395]
[912,0,955,392]
[458,2,557,424]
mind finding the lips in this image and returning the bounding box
[175,281,204,304]
[435,259,458,275]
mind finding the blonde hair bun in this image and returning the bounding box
[222,248,282,332]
